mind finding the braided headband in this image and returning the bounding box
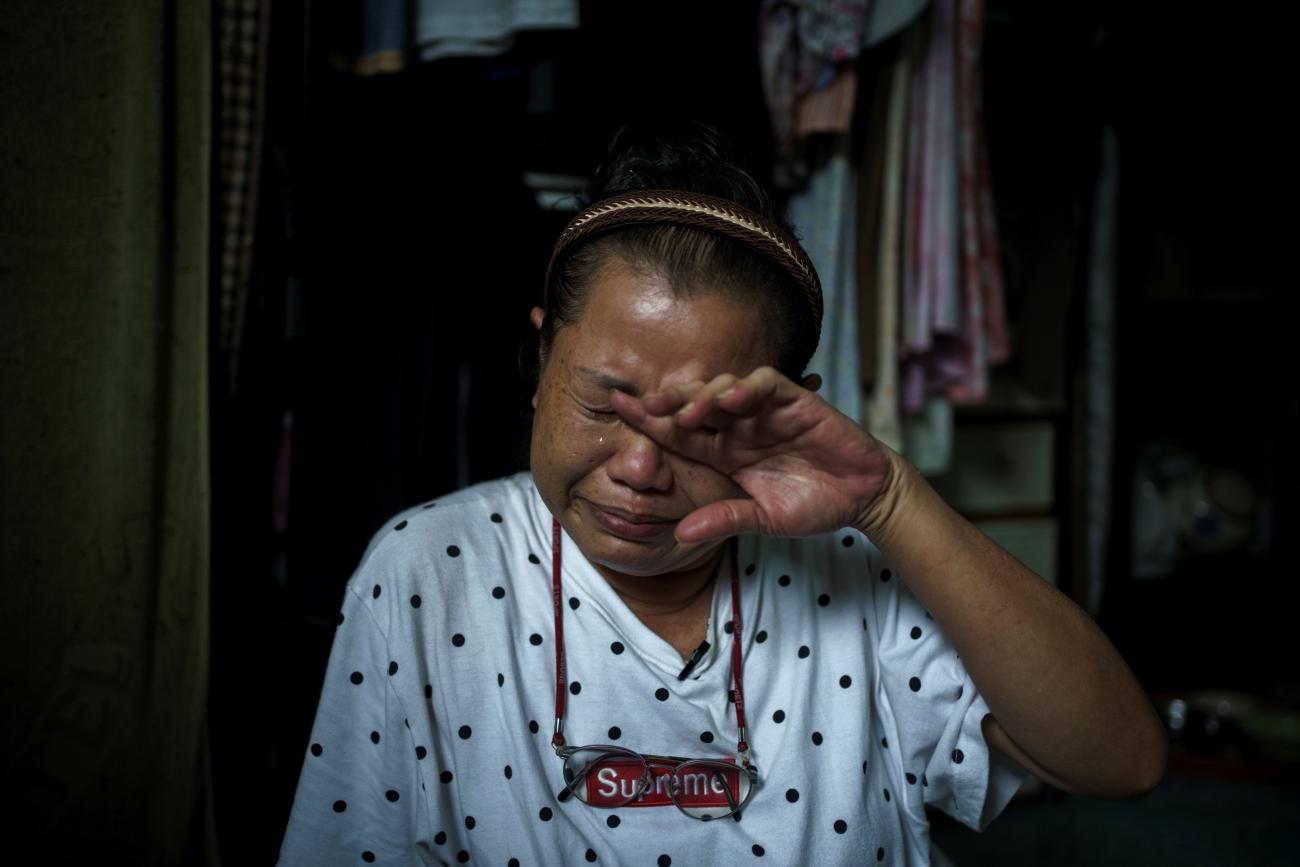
[543,189,824,368]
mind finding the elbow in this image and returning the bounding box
[1105,718,1169,799]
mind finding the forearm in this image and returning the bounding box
[863,454,1167,797]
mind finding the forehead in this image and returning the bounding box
[554,260,772,393]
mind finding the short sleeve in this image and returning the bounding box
[866,543,1025,831]
[278,586,442,865]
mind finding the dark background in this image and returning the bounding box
[207,1,1297,863]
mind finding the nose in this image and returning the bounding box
[605,427,673,493]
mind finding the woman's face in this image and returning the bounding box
[530,257,773,581]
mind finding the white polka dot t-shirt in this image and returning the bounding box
[278,473,1023,866]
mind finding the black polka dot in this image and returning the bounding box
[785,788,799,803]
[880,569,892,582]
[862,618,868,631]
[881,736,889,748]
[464,816,475,830]
[424,684,433,698]
[877,848,885,861]
[755,629,768,643]
[452,633,465,647]
[817,593,830,607]
[497,673,504,687]
[569,681,582,695]
[569,596,580,610]
[350,671,364,685]
[410,594,422,608]
[608,726,621,740]
[363,851,375,863]
[906,772,917,784]
[953,748,965,763]
[386,789,400,802]
[700,731,714,744]
[910,626,922,639]
[501,765,511,780]
[394,520,408,531]
[839,675,852,688]
[957,685,964,699]
[841,535,854,547]
[528,720,539,734]
[373,585,382,599]
[745,563,756,575]
[923,774,929,786]
[332,800,346,812]
[772,709,785,723]
[797,645,810,659]
[434,831,446,845]
[658,856,672,867]
[388,660,399,676]
[862,760,868,774]
[778,574,790,586]
[509,860,520,867]
[370,731,380,744]
[529,633,543,646]
[492,586,506,599]
[884,787,891,802]
[752,844,765,857]
[724,620,734,634]
[458,725,472,739]
[834,819,847,834]
[456,852,469,864]
[539,807,552,821]
[337,611,345,625]
[528,553,540,564]
[310,743,322,757]
[909,676,922,692]
[491,512,503,523]
[415,746,427,760]
[655,688,669,701]
[440,771,453,784]
[585,849,597,862]
[610,641,624,654]
[811,732,823,745]
[606,815,620,828]
[446,545,460,557]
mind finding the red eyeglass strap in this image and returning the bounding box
[552,519,568,747]
[550,519,750,763]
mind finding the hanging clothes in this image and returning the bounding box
[899,0,1007,413]
[791,138,861,423]
[415,0,578,62]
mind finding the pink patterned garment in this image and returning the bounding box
[900,0,1007,411]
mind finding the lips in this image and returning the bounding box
[580,498,678,541]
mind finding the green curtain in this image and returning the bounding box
[0,2,218,864]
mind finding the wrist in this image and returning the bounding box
[854,448,923,545]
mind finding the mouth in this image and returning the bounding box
[579,498,679,541]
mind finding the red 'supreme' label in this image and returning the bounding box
[582,759,740,808]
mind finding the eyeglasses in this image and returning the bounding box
[547,520,759,820]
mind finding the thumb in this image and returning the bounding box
[675,499,764,544]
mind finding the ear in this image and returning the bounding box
[530,307,546,410]
[800,373,823,393]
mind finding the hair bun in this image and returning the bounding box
[591,122,778,223]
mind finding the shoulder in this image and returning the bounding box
[346,473,547,626]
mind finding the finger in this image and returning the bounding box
[714,367,793,418]
[675,498,765,544]
[639,381,705,417]
[610,390,717,460]
[673,374,741,429]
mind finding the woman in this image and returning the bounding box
[279,126,1165,866]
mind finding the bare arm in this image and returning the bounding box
[611,366,1168,798]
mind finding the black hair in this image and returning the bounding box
[538,122,812,380]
